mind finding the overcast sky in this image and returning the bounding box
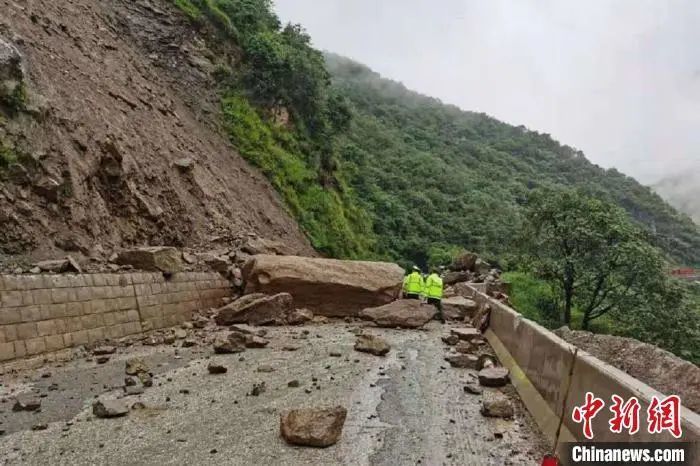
[275,0,700,184]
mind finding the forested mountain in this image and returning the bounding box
[168,0,699,269]
[325,54,700,267]
[654,172,700,224]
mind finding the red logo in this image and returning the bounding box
[609,395,640,435]
[647,395,682,438]
[572,392,606,439]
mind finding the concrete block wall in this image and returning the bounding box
[0,272,231,363]
[462,283,700,448]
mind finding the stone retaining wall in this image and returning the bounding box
[0,272,231,363]
[461,283,700,450]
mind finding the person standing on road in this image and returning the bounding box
[403,265,424,300]
[425,268,445,323]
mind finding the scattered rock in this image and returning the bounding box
[249,382,266,396]
[31,423,48,431]
[280,406,347,447]
[214,335,245,354]
[124,384,145,396]
[478,367,510,387]
[182,339,197,348]
[35,258,80,273]
[329,351,342,357]
[207,364,227,374]
[442,334,459,346]
[463,383,483,395]
[454,341,474,354]
[288,380,300,388]
[480,390,514,418]
[450,327,483,343]
[257,365,274,373]
[477,355,498,370]
[12,395,41,412]
[243,255,404,317]
[93,399,129,418]
[93,346,116,355]
[359,299,436,329]
[441,296,478,321]
[125,358,149,376]
[445,354,479,369]
[244,335,269,348]
[96,356,110,364]
[282,345,300,352]
[354,334,390,356]
[114,247,183,273]
[138,372,153,387]
[443,270,472,286]
[214,293,294,326]
[287,308,314,325]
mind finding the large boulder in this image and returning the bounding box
[442,296,478,321]
[443,271,471,285]
[359,299,436,329]
[243,255,404,317]
[214,293,294,326]
[114,247,183,273]
[451,252,478,271]
[280,406,347,447]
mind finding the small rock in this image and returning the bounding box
[478,367,510,387]
[480,390,514,418]
[454,341,474,354]
[31,423,48,431]
[282,345,300,352]
[477,355,498,370]
[329,351,342,357]
[213,336,244,354]
[463,383,483,395]
[12,395,41,412]
[93,399,129,418]
[354,334,390,356]
[441,335,459,346]
[445,354,479,369]
[96,356,110,364]
[257,365,274,373]
[244,335,269,349]
[280,406,347,447]
[124,384,145,396]
[182,339,197,348]
[450,327,483,343]
[174,328,187,339]
[249,382,266,396]
[125,358,149,376]
[288,380,300,388]
[93,346,116,355]
[207,364,228,374]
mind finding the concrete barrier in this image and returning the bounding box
[0,272,231,364]
[464,283,700,452]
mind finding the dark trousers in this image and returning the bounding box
[427,297,445,322]
[405,293,420,300]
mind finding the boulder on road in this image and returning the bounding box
[478,367,509,387]
[481,390,514,418]
[213,333,246,354]
[280,406,347,447]
[93,399,129,418]
[114,247,182,273]
[359,299,435,329]
[243,255,403,317]
[214,293,293,326]
[442,296,478,321]
[354,334,390,356]
[443,271,471,285]
[450,327,484,343]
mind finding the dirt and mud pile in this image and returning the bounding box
[555,327,700,412]
[0,0,313,264]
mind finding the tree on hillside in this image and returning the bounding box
[520,189,666,329]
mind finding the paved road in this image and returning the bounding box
[0,322,547,465]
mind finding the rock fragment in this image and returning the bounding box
[354,334,390,356]
[480,390,514,418]
[478,367,510,387]
[445,354,479,369]
[12,395,41,412]
[93,399,129,418]
[359,299,435,329]
[125,358,149,376]
[280,406,347,447]
[208,364,227,374]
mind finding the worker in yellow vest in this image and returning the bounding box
[402,265,424,300]
[425,268,445,323]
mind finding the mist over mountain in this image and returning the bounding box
[654,172,700,224]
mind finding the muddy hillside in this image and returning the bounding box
[0,0,313,262]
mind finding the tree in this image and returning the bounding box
[521,189,666,329]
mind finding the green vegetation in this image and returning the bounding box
[171,0,699,361]
[0,141,18,170]
[1,81,28,115]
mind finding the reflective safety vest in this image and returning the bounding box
[424,273,443,299]
[403,271,424,294]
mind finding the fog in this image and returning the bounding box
[275,0,700,184]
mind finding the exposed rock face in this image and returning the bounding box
[243,255,404,316]
[214,293,295,326]
[280,406,347,447]
[442,296,478,321]
[0,38,23,82]
[359,299,435,329]
[481,390,514,418]
[354,334,390,356]
[93,399,129,418]
[114,247,183,273]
